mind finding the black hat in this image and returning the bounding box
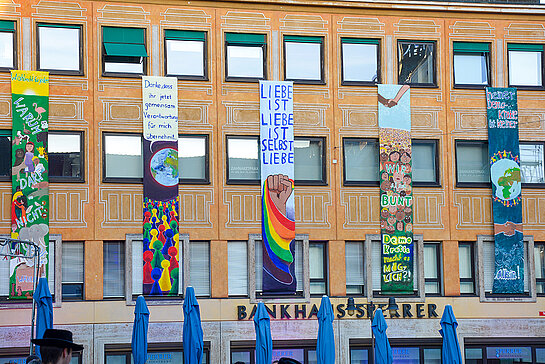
[278,358,302,364]
[31,329,84,351]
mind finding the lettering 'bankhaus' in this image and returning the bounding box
[0,0,544,363]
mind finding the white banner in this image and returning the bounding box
[142,76,178,141]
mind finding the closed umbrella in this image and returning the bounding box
[440,305,462,364]
[183,286,204,364]
[253,302,272,364]
[33,277,53,358]
[317,295,335,364]
[132,295,150,364]
[371,309,392,364]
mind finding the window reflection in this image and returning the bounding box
[285,42,321,81]
[49,132,82,180]
[166,39,204,77]
[104,134,142,179]
[0,31,14,68]
[398,42,435,85]
[227,137,259,182]
[39,26,81,72]
[179,136,207,182]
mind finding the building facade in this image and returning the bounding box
[0,0,544,363]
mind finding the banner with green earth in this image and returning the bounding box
[10,70,49,299]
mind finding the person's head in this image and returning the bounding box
[31,329,83,364]
[26,142,34,153]
[278,358,302,364]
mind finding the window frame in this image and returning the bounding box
[224,32,267,83]
[225,135,260,185]
[104,343,210,364]
[283,35,325,85]
[103,241,126,300]
[340,37,381,86]
[164,29,208,81]
[227,241,249,297]
[423,242,442,297]
[0,20,16,72]
[459,242,476,296]
[309,241,328,297]
[452,41,491,89]
[507,43,545,90]
[342,137,379,187]
[102,132,143,184]
[48,130,85,183]
[189,240,211,298]
[101,26,148,78]
[345,241,365,296]
[454,139,491,188]
[179,134,210,185]
[294,136,327,186]
[0,129,11,181]
[520,140,545,188]
[61,241,84,301]
[397,39,437,88]
[412,139,441,187]
[536,242,545,297]
[37,23,84,76]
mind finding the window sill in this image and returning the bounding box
[453,84,490,90]
[343,181,380,187]
[102,177,143,184]
[341,81,379,87]
[521,182,545,188]
[225,76,265,83]
[0,66,16,72]
[39,69,84,76]
[102,72,146,79]
[398,83,438,88]
[166,74,208,82]
[294,180,327,187]
[286,79,326,85]
[455,182,491,188]
[413,181,441,188]
[481,292,535,303]
[226,179,260,185]
[49,177,86,183]
[180,179,211,185]
[507,85,545,91]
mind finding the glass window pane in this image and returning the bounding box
[49,133,82,179]
[105,134,142,179]
[0,31,14,68]
[255,240,263,292]
[295,240,303,292]
[459,244,473,279]
[104,57,144,74]
[454,54,488,85]
[228,241,248,296]
[295,138,323,182]
[39,26,80,71]
[535,244,544,279]
[0,132,10,176]
[227,137,259,181]
[520,143,544,184]
[232,351,251,364]
[456,142,490,183]
[190,241,210,296]
[103,242,125,297]
[509,50,542,86]
[412,141,436,183]
[285,42,321,80]
[465,348,483,360]
[227,45,263,78]
[424,244,438,279]
[392,347,420,363]
[105,354,127,364]
[423,348,441,364]
[309,243,324,279]
[342,42,378,82]
[460,281,475,294]
[62,242,84,300]
[536,348,545,363]
[398,42,435,85]
[486,347,532,361]
[344,139,378,183]
[345,242,364,293]
[179,136,207,181]
[166,39,204,76]
[425,282,439,294]
[350,348,369,364]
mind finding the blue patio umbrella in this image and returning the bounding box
[33,277,53,358]
[253,302,272,364]
[132,295,150,364]
[317,295,335,364]
[183,286,204,364]
[440,305,462,364]
[372,309,392,364]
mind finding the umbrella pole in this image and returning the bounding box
[30,245,40,355]
[371,330,375,364]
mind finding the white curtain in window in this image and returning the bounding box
[103,242,125,297]
[459,244,472,279]
[412,143,436,183]
[345,242,364,291]
[190,241,210,296]
[423,244,438,280]
[483,240,528,293]
[228,241,248,296]
[132,240,143,296]
[62,242,84,284]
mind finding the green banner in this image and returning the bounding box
[10,70,49,299]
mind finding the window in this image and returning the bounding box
[165,30,206,79]
[179,135,209,184]
[0,20,15,70]
[284,35,324,83]
[341,38,379,85]
[294,137,326,185]
[225,33,266,81]
[455,140,490,186]
[61,242,84,300]
[103,241,125,298]
[309,242,327,295]
[105,346,210,364]
[0,130,10,180]
[232,346,316,364]
[103,133,143,182]
[459,242,476,295]
[453,42,490,87]
[1,352,81,363]
[49,131,84,182]
[412,140,439,186]
[350,345,441,364]
[482,238,529,296]
[255,239,303,296]
[102,26,147,76]
[228,241,248,296]
[398,40,436,86]
[520,142,545,185]
[423,242,441,296]
[535,242,545,295]
[345,242,364,295]
[226,136,259,184]
[189,241,210,297]
[465,344,545,364]
[37,24,82,75]
[508,43,544,88]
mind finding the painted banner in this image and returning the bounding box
[142,76,180,296]
[10,70,49,299]
[486,87,524,293]
[259,81,296,295]
[378,84,413,294]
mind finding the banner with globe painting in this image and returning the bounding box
[486,87,524,294]
[142,76,180,296]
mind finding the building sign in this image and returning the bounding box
[142,76,180,296]
[10,70,49,299]
[486,87,524,294]
[236,302,439,320]
[486,347,531,361]
[259,81,296,295]
[377,84,413,294]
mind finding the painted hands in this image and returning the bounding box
[495,221,523,236]
[267,174,293,216]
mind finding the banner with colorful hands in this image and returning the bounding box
[260,81,296,295]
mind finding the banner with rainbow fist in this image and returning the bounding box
[142,76,180,296]
[259,81,296,295]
